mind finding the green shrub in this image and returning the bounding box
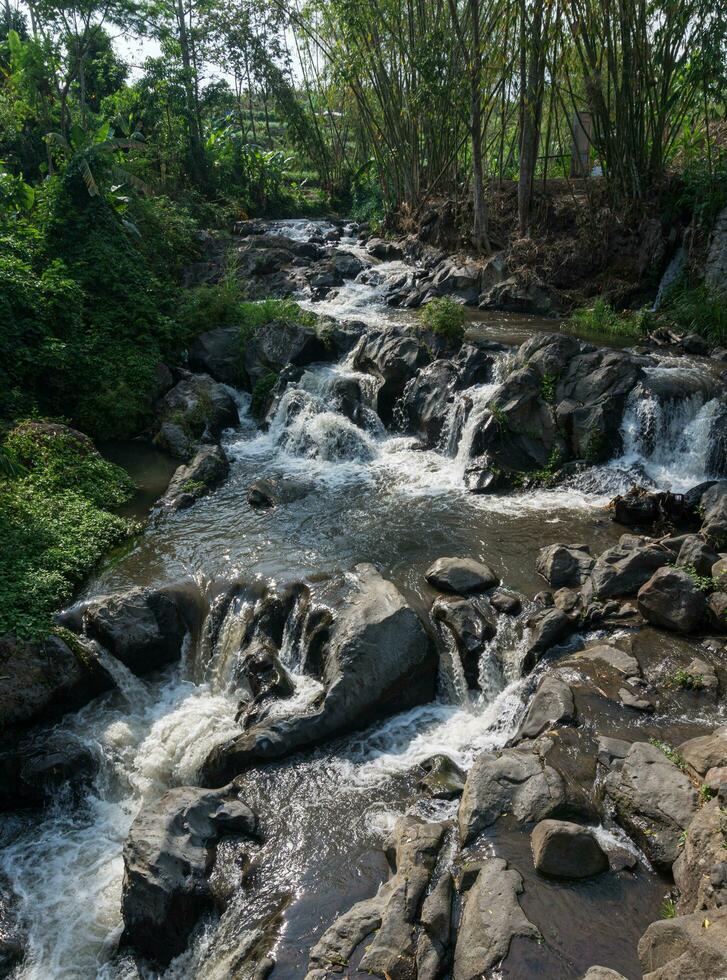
[419,297,466,344]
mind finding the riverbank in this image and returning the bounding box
[1,217,726,980]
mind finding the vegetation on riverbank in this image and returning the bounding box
[0,424,136,638]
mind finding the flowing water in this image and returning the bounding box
[1,219,724,979]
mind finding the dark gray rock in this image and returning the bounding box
[707,591,727,632]
[536,543,594,587]
[638,907,727,979]
[81,587,188,675]
[637,567,708,633]
[201,565,437,784]
[188,326,241,386]
[366,238,403,260]
[243,319,328,388]
[0,732,98,810]
[604,741,699,870]
[678,727,727,780]
[459,742,568,844]
[0,633,113,731]
[352,327,427,421]
[597,736,632,770]
[452,858,540,980]
[432,594,497,688]
[399,359,458,446]
[121,784,257,964]
[531,819,608,878]
[162,444,229,510]
[676,535,721,578]
[673,799,727,913]
[417,754,466,799]
[585,541,671,601]
[515,675,575,740]
[489,590,522,616]
[700,481,727,549]
[618,686,655,712]
[155,374,238,459]
[521,608,576,673]
[425,557,499,594]
[0,874,25,975]
[575,643,641,678]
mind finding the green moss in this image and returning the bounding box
[180,479,207,495]
[250,371,280,416]
[583,428,607,463]
[418,297,466,344]
[541,372,558,404]
[52,625,96,670]
[566,299,650,342]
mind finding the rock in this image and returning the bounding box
[416,869,453,980]
[618,686,655,711]
[582,969,628,980]
[586,541,671,601]
[188,325,241,385]
[531,819,608,878]
[0,874,25,975]
[201,565,437,784]
[399,359,458,446]
[81,587,188,675]
[121,784,257,964]
[604,741,699,870]
[683,657,719,695]
[243,319,328,388]
[432,595,497,687]
[712,556,727,582]
[637,567,708,633]
[246,475,313,509]
[638,908,727,979]
[352,327,426,421]
[162,444,229,510]
[704,765,727,792]
[576,642,641,678]
[489,590,522,615]
[366,238,403,260]
[521,608,575,673]
[425,556,499,594]
[597,736,632,770]
[0,633,113,731]
[678,727,727,780]
[612,486,662,526]
[705,205,727,296]
[305,816,444,980]
[459,742,567,844]
[418,754,467,799]
[480,275,555,315]
[0,732,99,810]
[536,543,594,587]
[673,799,727,913]
[152,421,195,459]
[707,591,727,632]
[155,374,239,458]
[700,481,727,549]
[515,675,575,740]
[676,535,721,578]
[452,858,540,980]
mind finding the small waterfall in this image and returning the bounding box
[88,639,148,705]
[652,246,685,311]
[435,626,471,708]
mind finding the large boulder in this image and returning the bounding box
[432,595,497,689]
[705,205,727,297]
[637,567,708,633]
[531,819,608,879]
[585,540,671,601]
[515,675,575,740]
[452,858,540,980]
[188,325,241,385]
[154,373,238,459]
[161,444,229,511]
[536,543,594,587]
[638,908,727,980]
[0,731,99,810]
[678,727,727,780]
[675,535,721,579]
[459,742,568,845]
[201,565,437,784]
[352,327,427,421]
[0,632,112,731]
[673,799,727,913]
[425,557,499,594]
[604,742,699,870]
[698,481,727,549]
[243,319,328,388]
[0,874,25,975]
[399,359,458,446]
[79,587,188,675]
[121,784,257,964]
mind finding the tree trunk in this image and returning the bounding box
[470,0,490,252]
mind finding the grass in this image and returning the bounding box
[660,280,727,345]
[0,423,136,638]
[661,897,677,919]
[565,298,650,342]
[419,297,466,344]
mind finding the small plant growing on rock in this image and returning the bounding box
[650,738,687,772]
[419,297,466,344]
[669,668,705,691]
[699,784,716,803]
[661,897,677,919]
[680,564,717,593]
[541,372,557,404]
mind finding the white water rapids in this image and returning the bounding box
[1,218,724,979]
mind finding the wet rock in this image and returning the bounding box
[243,319,328,388]
[618,686,655,712]
[162,444,229,510]
[155,374,239,459]
[452,858,540,979]
[246,476,313,509]
[536,543,594,588]
[673,798,727,913]
[638,907,727,979]
[416,869,453,980]
[480,275,555,315]
[678,727,727,780]
[585,541,670,601]
[418,754,467,799]
[576,642,641,678]
[489,590,522,615]
[521,608,576,673]
[0,873,25,975]
[707,591,727,632]
[188,325,241,385]
[121,784,257,964]
[637,567,708,633]
[705,204,727,296]
[676,535,721,578]
[683,657,719,695]
[0,732,98,810]
[713,556,727,581]
[0,633,113,731]
[455,342,500,387]
[432,594,497,687]
[305,816,445,980]
[81,587,188,675]
[515,675,575,740]
[700,481,727,549]
[425,556,499,594]
[459,741,568,844]
[431,260,482,303]
[399,359,458,446]
[531,819,608,879]
[201,565,437,784]
[604,741,699,870]
[612,486,663,526]
[366,238,403,260]
[597,736,632,770]
[352,327,426,421]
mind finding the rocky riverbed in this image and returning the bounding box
[1,219,726,980]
